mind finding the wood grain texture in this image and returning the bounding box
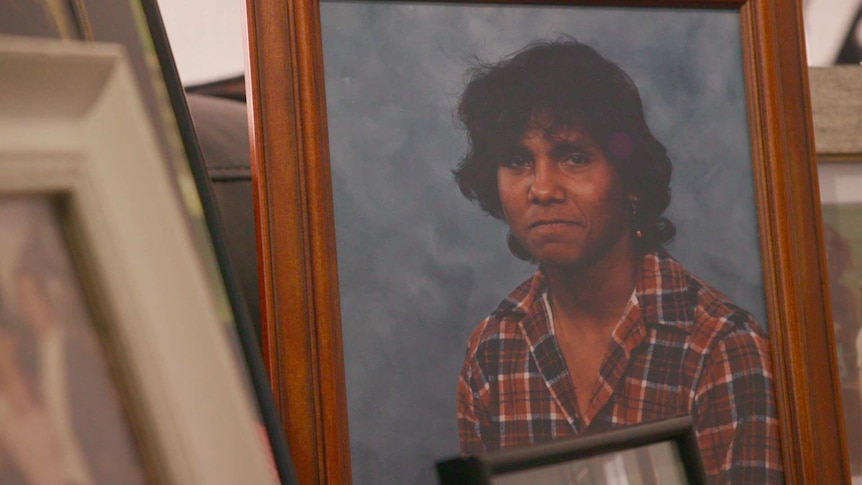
[244,0,351,483]
[739,2,846,483]
[243,0,847,484]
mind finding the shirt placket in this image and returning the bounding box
[582,297,646,429]
[521,294,582,433]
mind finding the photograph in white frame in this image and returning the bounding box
[0,195,150,485]
[818,161,862,477]
[810,65,862,480]
[0,36,278,485]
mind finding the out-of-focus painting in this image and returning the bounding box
[0,196,150,485]
[819,160,862,479]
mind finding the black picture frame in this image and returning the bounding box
[437,416,707,485]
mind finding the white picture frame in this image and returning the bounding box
[0,36,278,485]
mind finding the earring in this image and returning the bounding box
[631,198,643,239]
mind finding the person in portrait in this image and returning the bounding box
[453,39,782,485]
[0,302,70,485]
[2,229,147,485]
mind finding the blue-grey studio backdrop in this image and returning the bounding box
[319,4,763,484]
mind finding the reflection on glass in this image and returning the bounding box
[492,442,687,485]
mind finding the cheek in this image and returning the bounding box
[496,177,520,218]
[585,177,629,223]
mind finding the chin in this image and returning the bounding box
[532,250,590,269]
[532,243,616,271]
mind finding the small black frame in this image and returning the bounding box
[437,416,707,485]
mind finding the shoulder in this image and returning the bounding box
[463,271,544,364]
[641,250,767,351]
[644,255,775,398]
[686,271,767,346]
[678,268,771,373]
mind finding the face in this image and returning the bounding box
[497,123,632,269]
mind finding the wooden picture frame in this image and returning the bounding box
[0,36,278,484]
[244,1,845,484]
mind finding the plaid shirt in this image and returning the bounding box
[458,249,783,485]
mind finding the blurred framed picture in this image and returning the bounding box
[0,2,296,481]
[436,417,706,485]
[0,37,277,485]
[811,65,862,479]
[0,194,154,485]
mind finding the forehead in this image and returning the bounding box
[521,108,595,137]
[518,120,598,147]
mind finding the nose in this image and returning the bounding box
[528,161,565,205]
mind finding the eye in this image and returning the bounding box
[501,155,531,169]
[561,152,590,166]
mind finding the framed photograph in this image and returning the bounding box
[436,416,707,485]
[0,37,278,485]
[0,2,298,482]
[244,1,844,484]
[810,65,862,480]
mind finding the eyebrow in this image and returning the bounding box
[548,139,596,159]
[507,144,532,158]
[506,131,601,160]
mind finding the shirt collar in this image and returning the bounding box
[635,248,696,333]
[494,248,696,334]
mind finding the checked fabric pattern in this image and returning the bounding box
[457,249,783,485]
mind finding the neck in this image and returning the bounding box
[544,238,641,332]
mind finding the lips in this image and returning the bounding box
[528,219,582,229]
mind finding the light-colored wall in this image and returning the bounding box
[155,0,245,85]
[155,0,862,87]
[804,0,862,65]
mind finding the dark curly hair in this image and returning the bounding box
[453,38,675,258]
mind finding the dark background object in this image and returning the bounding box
[185,92,261,341]
[836,3,862,64]
[187,75,247,103]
